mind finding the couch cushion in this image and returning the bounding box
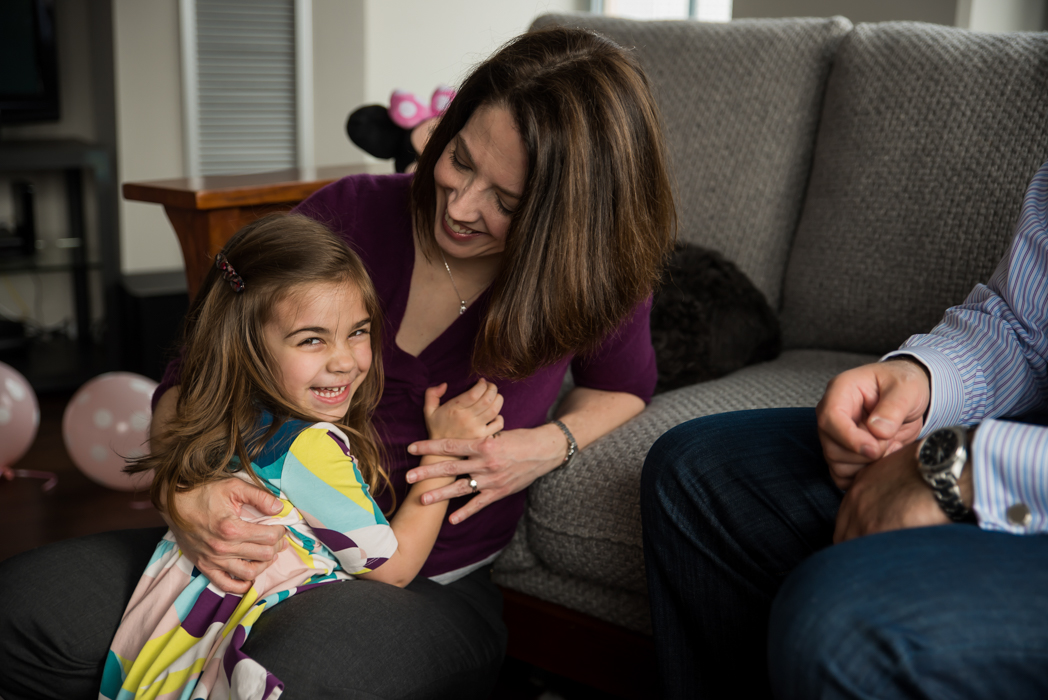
[780,23,1048,354]
[494,349,875,631]
[530,13,851,307]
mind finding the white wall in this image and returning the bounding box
[958,0,1046,31]
[312,0,367,168]
[112,0,186,275]
[363,0,586,107]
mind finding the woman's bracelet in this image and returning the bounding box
[550,419,577,467]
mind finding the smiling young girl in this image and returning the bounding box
[99,214,504,700]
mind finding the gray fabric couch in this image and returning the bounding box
[492,13,1048,636]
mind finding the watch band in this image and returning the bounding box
[924,463,972,521]
[917,426,972,522]
[550,419,577,467]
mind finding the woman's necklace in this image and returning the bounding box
[440,250,469,315]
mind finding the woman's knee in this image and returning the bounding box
[243,572,505,699]
[0,529,163,700]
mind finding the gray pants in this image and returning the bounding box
[0,527,506,700]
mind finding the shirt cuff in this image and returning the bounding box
[971,418,1048,535]
[881,347,965,436]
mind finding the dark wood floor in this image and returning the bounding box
[1,390,614,700]
[0,390,164,563]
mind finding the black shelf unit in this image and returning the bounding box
[0,139,120,392]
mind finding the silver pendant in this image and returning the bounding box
[459,301,467,315]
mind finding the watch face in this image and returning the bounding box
[919,429,959,468]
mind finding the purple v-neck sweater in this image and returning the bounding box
[158,173,656,577]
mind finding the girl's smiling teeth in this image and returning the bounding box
[311,385,349,401]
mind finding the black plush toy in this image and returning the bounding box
[345,87,456,174]
[345,105,417,173]
[651,243,781,393]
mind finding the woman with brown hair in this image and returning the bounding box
[0,26,674,700]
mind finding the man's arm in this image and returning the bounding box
[825,160,1048,537]
[888,161,1048,432]
[823,160,1048,474]
[836,417,1048,540]
[969,418,1048,533]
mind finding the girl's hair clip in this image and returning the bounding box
[215,253,245,293]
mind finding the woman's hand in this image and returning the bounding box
[151,387,286,594]
[164,479,287,594]
[406,386,646,524]
[406,423,566,524]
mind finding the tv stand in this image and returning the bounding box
[0,139,118,390]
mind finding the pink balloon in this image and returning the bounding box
[63,372,157,492]
[0,362,40,469]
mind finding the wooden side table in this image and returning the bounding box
[123,164,385,298]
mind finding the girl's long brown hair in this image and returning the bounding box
[130,214,388,527]
[412,27,677,380]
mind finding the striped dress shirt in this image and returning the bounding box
[884,158,1048,535]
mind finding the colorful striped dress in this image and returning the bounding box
[100,418,398,700]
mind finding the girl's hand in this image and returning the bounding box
[424,379,505,441]
[406,423,566,524]
[165,479,287,594]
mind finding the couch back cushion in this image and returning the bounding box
[780,23,1048,354]
[531,13,851,307]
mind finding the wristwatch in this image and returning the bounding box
[915,425,972,522]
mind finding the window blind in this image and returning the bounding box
[192,0,297,175]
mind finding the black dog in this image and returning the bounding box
[651,243,781,393]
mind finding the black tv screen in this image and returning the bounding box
[0,0,60,125]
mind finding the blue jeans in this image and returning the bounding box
[642,408,1048,699]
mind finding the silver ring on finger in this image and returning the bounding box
[468,477,479,494]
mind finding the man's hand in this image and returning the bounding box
[817,359,931,489]
[166,478,287,594]
[833,442,950,543]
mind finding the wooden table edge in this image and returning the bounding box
[122,163,387,210]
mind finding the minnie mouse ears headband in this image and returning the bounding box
[215,253,245,293]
